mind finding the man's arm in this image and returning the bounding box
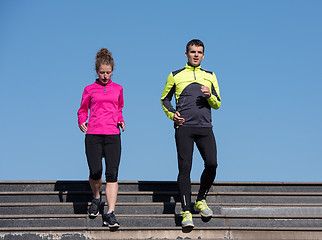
[161,73,176,120]
[205,72,221,110]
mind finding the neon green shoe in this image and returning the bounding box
[194,199,213,217]
[180,210,194,227]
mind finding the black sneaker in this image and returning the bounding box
[103,211,120,229]
[88,198,100,217]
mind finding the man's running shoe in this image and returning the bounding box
[194,199,213,217]
[103,211,120,229]
[180,211,194,228]
[88,198,100,217]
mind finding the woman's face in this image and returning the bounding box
[97,64,113,84]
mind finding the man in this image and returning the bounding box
[161,39,221,228]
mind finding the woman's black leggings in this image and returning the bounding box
[85,134,121,182]
[175,127,218,211]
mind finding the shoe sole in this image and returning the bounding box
[109,224,120,229]
[182,223,194,228]
[194,207,213,217]
[200,212,213,217]
[88,212,99,217]
[103,222,120,228]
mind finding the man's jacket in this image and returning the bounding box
[161,64,221,127]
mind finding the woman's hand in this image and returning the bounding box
[80,122,88,132]
[118,122,125,132]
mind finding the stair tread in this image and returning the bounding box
[1,214,322,219]
[1,180,322,185]
[1,191,322,196]
[2,202,322,206]
[2,226,322,231]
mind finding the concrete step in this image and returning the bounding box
[1,202,322,216]
[2,181,322,193]
[1,191,322,204]
[1,214,322,228]
[220,205,322,215]
[1,227,322,240]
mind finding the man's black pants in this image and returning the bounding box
[175,126,218,211]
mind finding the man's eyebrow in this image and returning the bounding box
[189,50,203,53]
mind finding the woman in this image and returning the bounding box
[77,48,125,228]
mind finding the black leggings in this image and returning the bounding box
[85,134,121,182]
[175,127,218,211]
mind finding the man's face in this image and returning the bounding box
[185,45,204,66]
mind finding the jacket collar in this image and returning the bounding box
[95,79,112,86]
[185,63,201,70]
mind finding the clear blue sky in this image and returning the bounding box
[1,0,321,182]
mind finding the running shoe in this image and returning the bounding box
[88,198,100,217]
[103,211,120,228]
[194,199,213,217]
[180,210,194,227]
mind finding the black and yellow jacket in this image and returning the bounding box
[161,63,221,127]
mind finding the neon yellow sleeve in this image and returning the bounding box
[161,73,176,120]
[207,72,221,110]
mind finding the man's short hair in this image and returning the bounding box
[186,39,205,53]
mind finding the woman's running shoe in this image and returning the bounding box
[103,211,120,229]
[88,198,100,217]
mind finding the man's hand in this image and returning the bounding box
[173,111,185,126]
[201,85,211,98]
[80,122,88,132]
[118,121,125,132]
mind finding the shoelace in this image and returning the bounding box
[196,200,210,210]
[181,211,191,219]
[89,200,99,210]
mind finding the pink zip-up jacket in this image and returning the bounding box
[77,79,124,135]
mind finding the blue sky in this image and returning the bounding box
[1,0,321,182]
